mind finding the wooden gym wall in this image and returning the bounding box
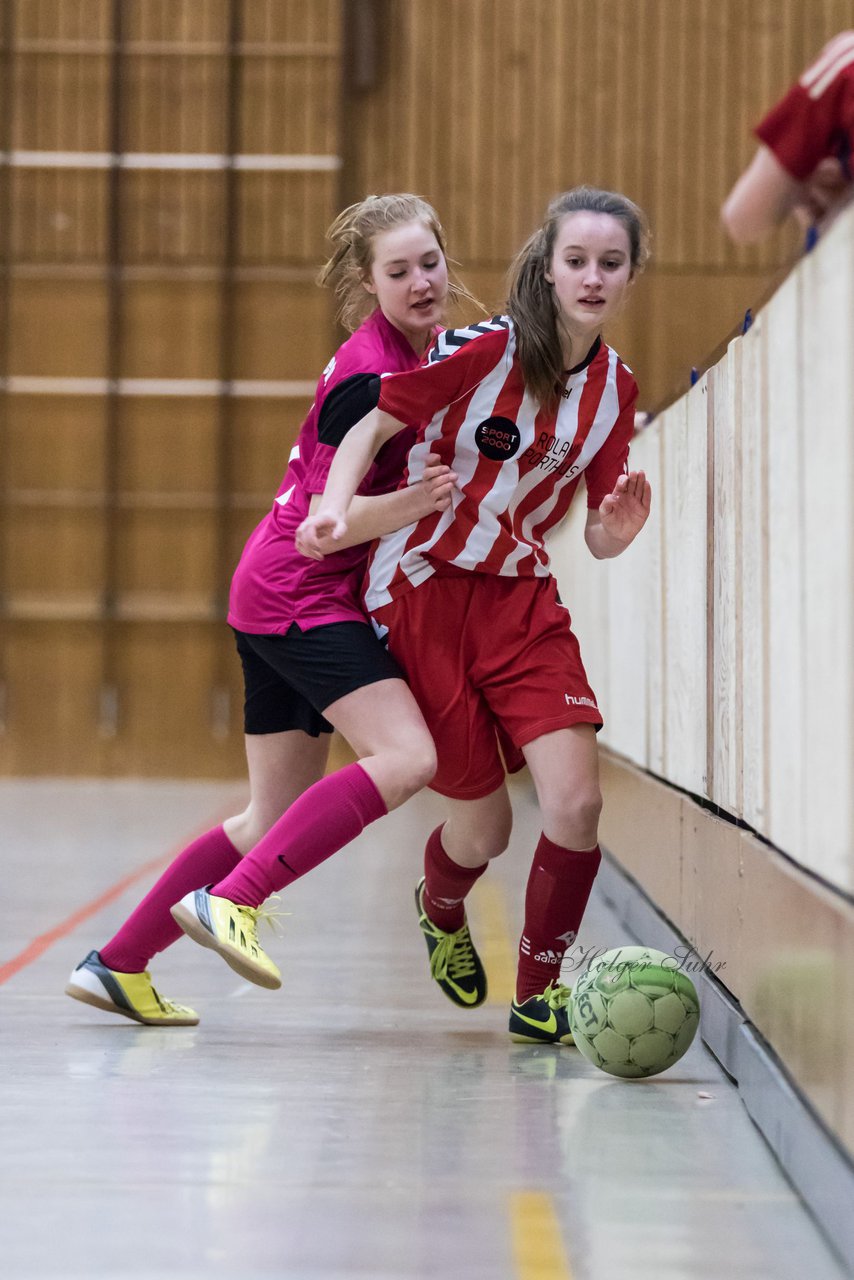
[1,0,853,777]
[1,0,341,775]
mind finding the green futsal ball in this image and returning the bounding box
[569,946,700,1079]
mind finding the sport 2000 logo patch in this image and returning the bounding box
[474,416,521,461]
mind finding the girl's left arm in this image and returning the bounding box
[584,470,651,559]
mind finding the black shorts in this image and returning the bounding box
[233,623,403,737]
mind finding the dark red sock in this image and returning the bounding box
[421,824,487,932]
[516,835,601,1004]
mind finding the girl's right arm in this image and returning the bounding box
[295,407,406,557]
[300,453,457,558]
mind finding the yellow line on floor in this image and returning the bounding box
[510,1191,574,1279]
[470,877,517,1005]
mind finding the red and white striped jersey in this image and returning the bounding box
[364,315,637,610]
[756,31,854,180]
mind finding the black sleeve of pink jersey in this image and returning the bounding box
[316,373,382,446]
[377,325,509,424]
[583,382,639,509]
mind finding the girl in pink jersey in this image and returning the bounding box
[66,194,472,1024]
[297,187,652,1044]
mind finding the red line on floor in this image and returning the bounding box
[0,802,241,986]
[0,851,174,986]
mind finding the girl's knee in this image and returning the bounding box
[445,811,512,864]
[407,741,438,794]
[470,829,511,863]
[542,786,602,843]
[386,738,437,802]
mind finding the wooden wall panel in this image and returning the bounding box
[8,280,108,374]
[6,397,105,493]
[764,268,806,857]
[15,1,112,43]
[114,509,217,604]
[6,507,105,604]
[11,50,111,151]
[10,170,109,263]
[117,398,219,494]
[799,215,854,891]
[121,280,222,378]
[602,503,650,768]
[108,624,243,775]
[228,398,312,497]
[709,355,742,815]
[120,173,227,266]
[122,1,229,44]
[1,0,342,777]
[231,281,333,377]
[639,427,665,776]
[662,383,709,797]
[118,281,333,379]
[739,313,768,834]
[236,174,337,264]
[546,501,608,726]
[242,56,339,155]
[0,620,248,778]
[0,624,107,774]
[122,55,228,154]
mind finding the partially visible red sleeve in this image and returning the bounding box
[756,56,854,181]
[583,377,638,509]
[377,326,509,425]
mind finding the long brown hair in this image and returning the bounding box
[507,187,650,408]
[317,193,481,332]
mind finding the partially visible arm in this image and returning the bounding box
[584,470,651,559]
[303,452,456,554]
[296,408,407,556]
[721,145,803,244]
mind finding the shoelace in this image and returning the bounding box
[429,926,477,982]
[158,995,190,1015]
[540,982,572,1012]
[233,896,288,942]
[148,982,189,1017]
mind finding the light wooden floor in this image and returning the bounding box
[1,775,847,1280]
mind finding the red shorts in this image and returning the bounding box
[371,571,602,800]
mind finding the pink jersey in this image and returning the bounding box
[364,316,637,612]
[756,32,854,180]
[228,308,432,634]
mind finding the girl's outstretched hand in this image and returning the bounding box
[598,470,651,544]
[296,509,347,561]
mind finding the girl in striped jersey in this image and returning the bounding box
[298,188,652,1044]
[66,194,470,1024]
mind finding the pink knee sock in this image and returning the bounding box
[516,834,601,1003]
[100,824,242,973]
[211,763,387,908]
